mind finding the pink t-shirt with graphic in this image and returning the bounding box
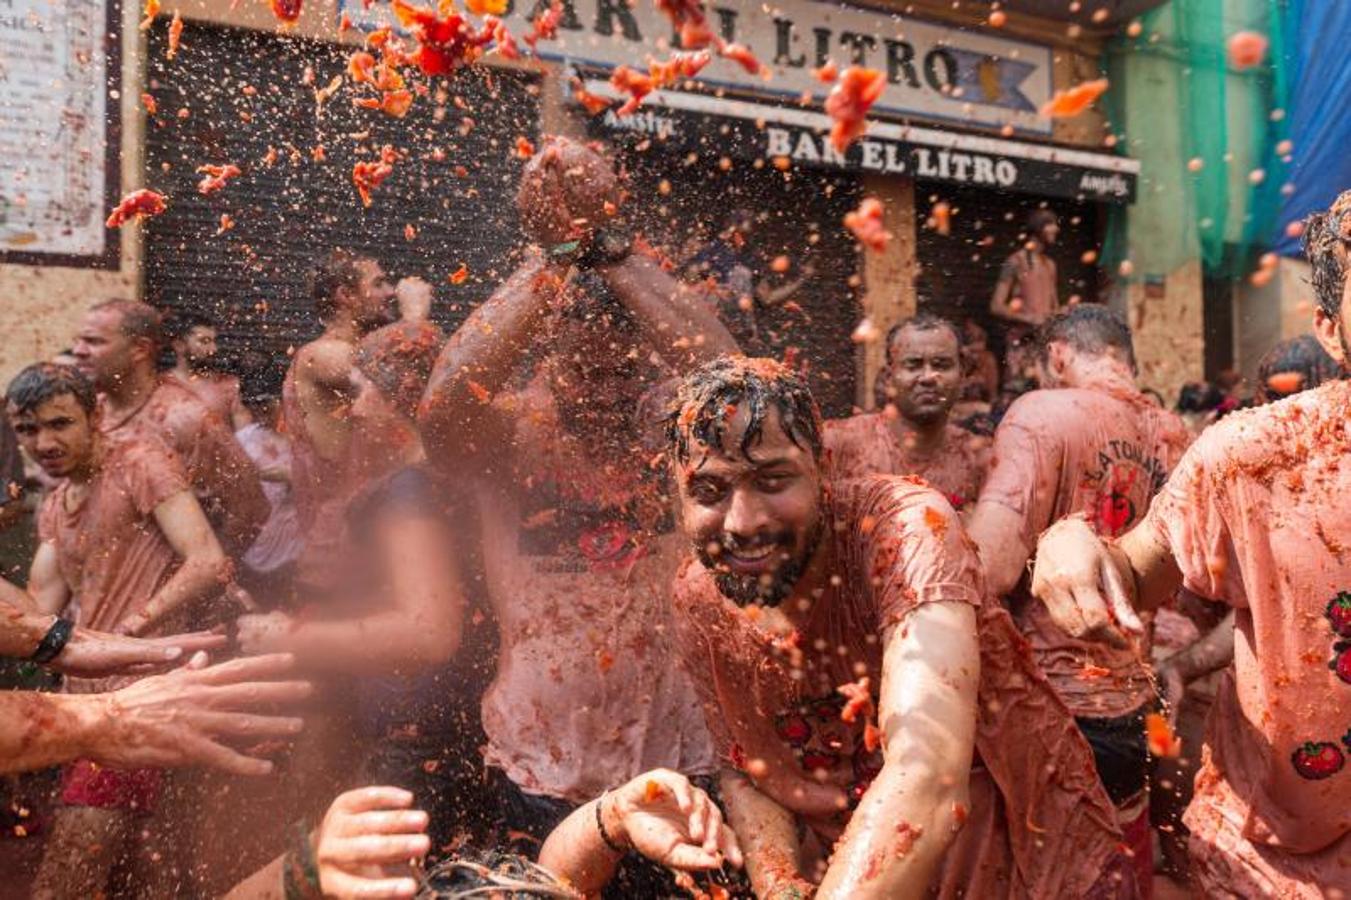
[980,384,1191,718]
[824,413,991,511]
[1143,382,1351,876]
[674,477,1129,898]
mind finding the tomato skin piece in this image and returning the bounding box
[106,189,167,228]
[269,0,302,24]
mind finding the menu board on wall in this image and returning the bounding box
[0,0,116,266]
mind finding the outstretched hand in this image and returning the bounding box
[314,786,430,900]
[54,626,227,678]
[97,651,309,775]
[1030,516,1142,649]
[610,768,744,871]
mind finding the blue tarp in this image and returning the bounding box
[1273,0,1351,254]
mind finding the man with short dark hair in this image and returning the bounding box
[5,363,234,899]
[282,251,396,598]
[1031,192,1351,897]
[166,310,251,430]
[966,304,1191,885]
[825,314,990,510]
[667,355,1132,899]
[72,299,267,557]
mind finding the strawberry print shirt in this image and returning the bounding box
[1143,381,1351,862]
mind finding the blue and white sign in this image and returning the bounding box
[340,0,1057,136]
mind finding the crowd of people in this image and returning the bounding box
[0,137,1347,899]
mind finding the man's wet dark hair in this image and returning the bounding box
[1256,334,1340,400]
[164,309,216,342]
[1176,381,1225,414]
[417,851,575,898]
[90,299,163,351]
[884,313,963,366]
[1036,303,1136,373]
[309,249,366,321]
[667,356,822,464]
[6,363,97,416]
[1302,189,1351,317]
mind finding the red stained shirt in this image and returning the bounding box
[824,413,991,511]
[1144,382,1351,872]
[674,476,1128,898]
[979,383,1191,718]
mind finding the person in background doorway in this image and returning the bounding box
[165,310,251,431]
[991,209,1061,382]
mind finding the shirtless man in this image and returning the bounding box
[825,314,990,511]
[1031,194,1351,897]
[166,310,251,430]
[282,250,395,598]
[72,300,267,557]
[5,364,234,898]
[965,304,1191,883]
[419,137,737,892]
[666,356,1132,899]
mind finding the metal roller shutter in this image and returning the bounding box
[144,22,540,362]
[620,151,862,418]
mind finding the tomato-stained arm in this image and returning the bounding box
[816,601,979,898]
[595,251,739,370]
[418,251,572,472]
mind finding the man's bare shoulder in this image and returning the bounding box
[823,412,885,445]
[291,336,354,383]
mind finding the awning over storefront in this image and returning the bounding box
[576,79,1140,204]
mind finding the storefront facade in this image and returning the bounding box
[0,0,1196,404]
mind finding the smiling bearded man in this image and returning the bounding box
[665,356,1136,899]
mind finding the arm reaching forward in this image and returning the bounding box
[816,601,980,898]
[0,652,308,775]
[1030,516,1182,646]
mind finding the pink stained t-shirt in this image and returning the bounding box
[101,377,267,557]
[674,476,1130,899]
[474,382,714,803]
[823,413,991,511]
[38,436,191,638]
[1143,381,1351,870]
[979,383,1191,718]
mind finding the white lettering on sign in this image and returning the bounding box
[1078,172,1129,197]
[600,108,678,139]
[342,0,1055,135]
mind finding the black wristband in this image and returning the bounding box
[595,792,627,854]
[31,617,73,665]
[574,229,633,270]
